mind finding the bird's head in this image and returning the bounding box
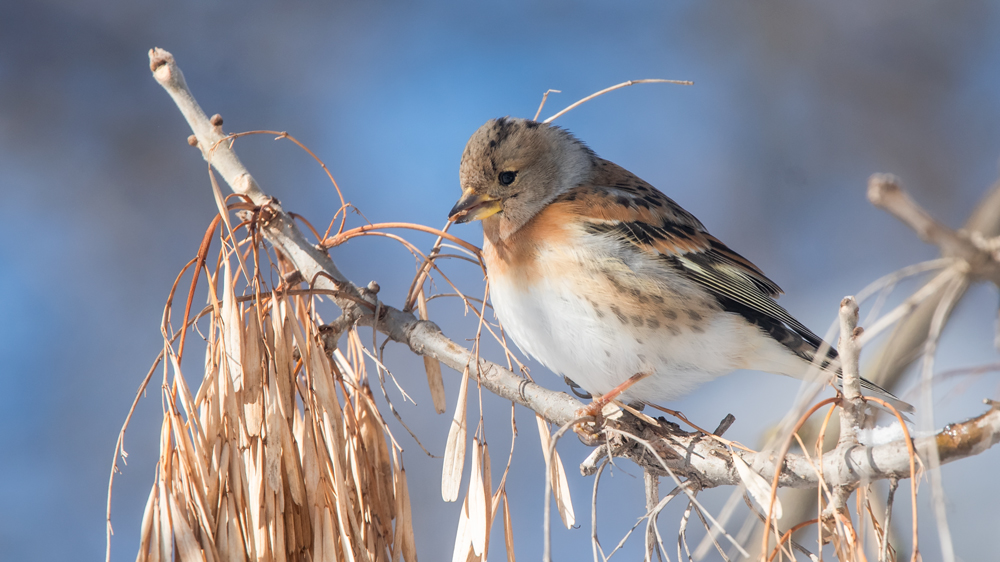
[449,117,595,240]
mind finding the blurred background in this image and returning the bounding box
[2,0,999,560]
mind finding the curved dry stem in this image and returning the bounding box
[606,426,751,559]
[207,129,350,236]
[177,215,223,361]
[590,458,610,562]
[856,265,963,348]
[766,518,818,562]
[864,397,919,562]
[761,397,839,557]
[916,273,968,562]
[543,79,694,124]
[323,221,483,257]
[289,212,325,244]
[403,221,457,312]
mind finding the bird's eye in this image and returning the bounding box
[498,171,517,186]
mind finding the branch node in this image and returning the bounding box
[866,173,902,206]
[148,47,170,73]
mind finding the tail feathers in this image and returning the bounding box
[796,342,915,415]
[752,336,915,415]
[842,375,914,415]
[719,288,914,414]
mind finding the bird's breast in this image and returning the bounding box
[481,225,754,402]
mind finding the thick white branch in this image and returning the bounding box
[583,405,1000,491]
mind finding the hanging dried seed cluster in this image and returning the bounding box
[135,254,416,562]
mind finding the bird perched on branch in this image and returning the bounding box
[448,117,912,415]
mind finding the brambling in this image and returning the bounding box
[448,117,912,415]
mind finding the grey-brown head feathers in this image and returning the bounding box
[459,117,596,239]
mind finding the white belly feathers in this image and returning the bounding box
[486,254,774,405]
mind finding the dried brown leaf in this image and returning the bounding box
[416,289,446,414]
[321,506,340,562]
[157,477,172,562]
[242,304,264,436]
[214,496,229,562]
[319,413,360,562]
[502,490,515,562]
[205,435,223,517]
[275,395,306,506]
[442,366,470,502]
[391,465,418,562]
[298,415,321,508]
[272,509,287,562]
[270,298,296,419]
[451,494,474,562]
[360,390,395,541]
[265,372,284,498]
[244,444,264,553]
[137,485,157,562]
[215,442,231,517]
[535,415,574,529]
[167,491,206,562]
[732,452,782,520]
[309,336,341,423]
[220,259,244,393]
[480,441,493,560]
[468,438,487,556]
[227,441,246,535]
[226,495,246,562]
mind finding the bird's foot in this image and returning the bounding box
[573,401,611,446]
[564,376,592,399]
[573,372,651,445]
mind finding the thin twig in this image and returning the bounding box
[543,79,693,124]
[760,396,840,558]
[606,427,751,558]
[534,89,562,121]
[882,479,899,562]
[645,470,660,561]
[916,273,968,562]
[591,458,610,562]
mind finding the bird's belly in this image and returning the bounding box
[489,275,756,404]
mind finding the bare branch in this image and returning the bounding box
[864,173,1000,397]
[867,173,1000,283]
[148,46,1000,507]
[837,297,864,439]
[827,297,863,527]
[581,405,1000,491]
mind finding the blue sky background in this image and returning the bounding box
[1,1,999,560]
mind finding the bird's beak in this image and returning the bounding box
[448,189,501,223]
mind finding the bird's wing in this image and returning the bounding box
[548,160,913,412]
[553,161,830,363]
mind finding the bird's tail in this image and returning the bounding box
[755,335,915,415]
[794,340,914,415]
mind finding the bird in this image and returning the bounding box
[447,116,912,416]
